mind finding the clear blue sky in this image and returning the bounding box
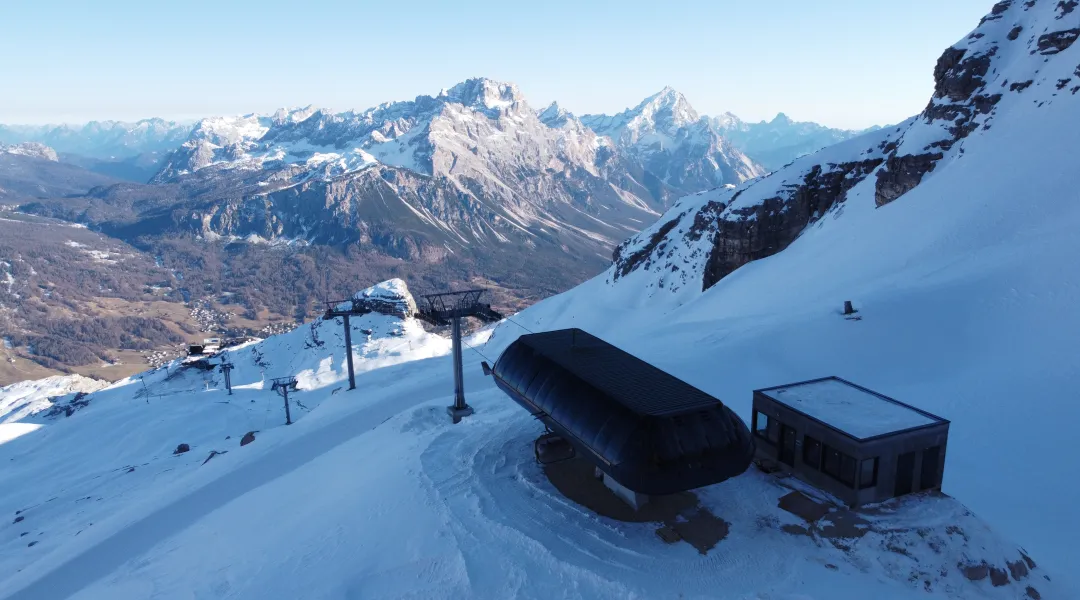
[1,0,994,129]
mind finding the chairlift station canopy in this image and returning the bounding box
[491,328,755,495]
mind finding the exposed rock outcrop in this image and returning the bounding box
[336,279,418,320]
[1037,28,1080,54]
[700,158,883,290]
[875,153,945,207]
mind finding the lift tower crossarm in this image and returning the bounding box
[415,290,503,423]
[323,300,375,391]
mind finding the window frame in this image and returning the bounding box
[753,411,779,446]
[822,444,858,488]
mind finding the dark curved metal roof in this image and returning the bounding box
[491,328,755,495]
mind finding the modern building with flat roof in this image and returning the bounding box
[752,377,949,507]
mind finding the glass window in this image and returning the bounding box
[859,457,879,489]
[803,436,822,469]
[754,412,769,438]
[754,412,780,445]
[822,445,858,488]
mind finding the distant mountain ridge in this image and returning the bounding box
[0,119,192,159]
[712,112,879,170]
[0,93,868,182]
[0,120,193,183]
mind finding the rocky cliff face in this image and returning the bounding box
[608,0,1080,296]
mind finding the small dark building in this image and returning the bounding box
[753,377,949,507]
[489,328,755,500]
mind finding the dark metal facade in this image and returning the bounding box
[491,329,755,495]
[752,377,950,507]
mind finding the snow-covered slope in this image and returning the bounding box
[0,272,1065,599]
[0,375,108,441]
[0,279,455,594]
[496,0,1080,590]
[2,2,1077,597]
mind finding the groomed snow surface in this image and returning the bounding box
[0,310,1061,599]
[0,266,1071,599]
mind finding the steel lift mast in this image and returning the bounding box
[270,376,298,425]
[323,298,379,391]
[415,289,502,423]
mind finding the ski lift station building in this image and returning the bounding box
[489,328,755,506]
[752,377,950,508]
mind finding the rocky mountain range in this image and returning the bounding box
[712,112,877,170]
[0,119,193,182]
[0,81,875,381]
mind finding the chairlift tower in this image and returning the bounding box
[324,299,376,391]
[220,357,234,395]
[415,290,503,423]
[270,376,298,425]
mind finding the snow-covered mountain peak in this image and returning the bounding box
[0,142,58,162]
[336,278,418,320]
[582,86,701,144]
[537,101,574,127]
[580,89,764,189]
[271,105,319,126]
[444,78,526,115]
[713,111,746,130]
[635,86,698,129]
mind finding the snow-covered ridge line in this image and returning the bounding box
[608,0,1080,300]
[1,142,58,162]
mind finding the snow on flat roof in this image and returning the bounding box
[760,379,940,440]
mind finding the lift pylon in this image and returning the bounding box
[270,376,299,425]
[324,299,376,391]
[415,289,502,423]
